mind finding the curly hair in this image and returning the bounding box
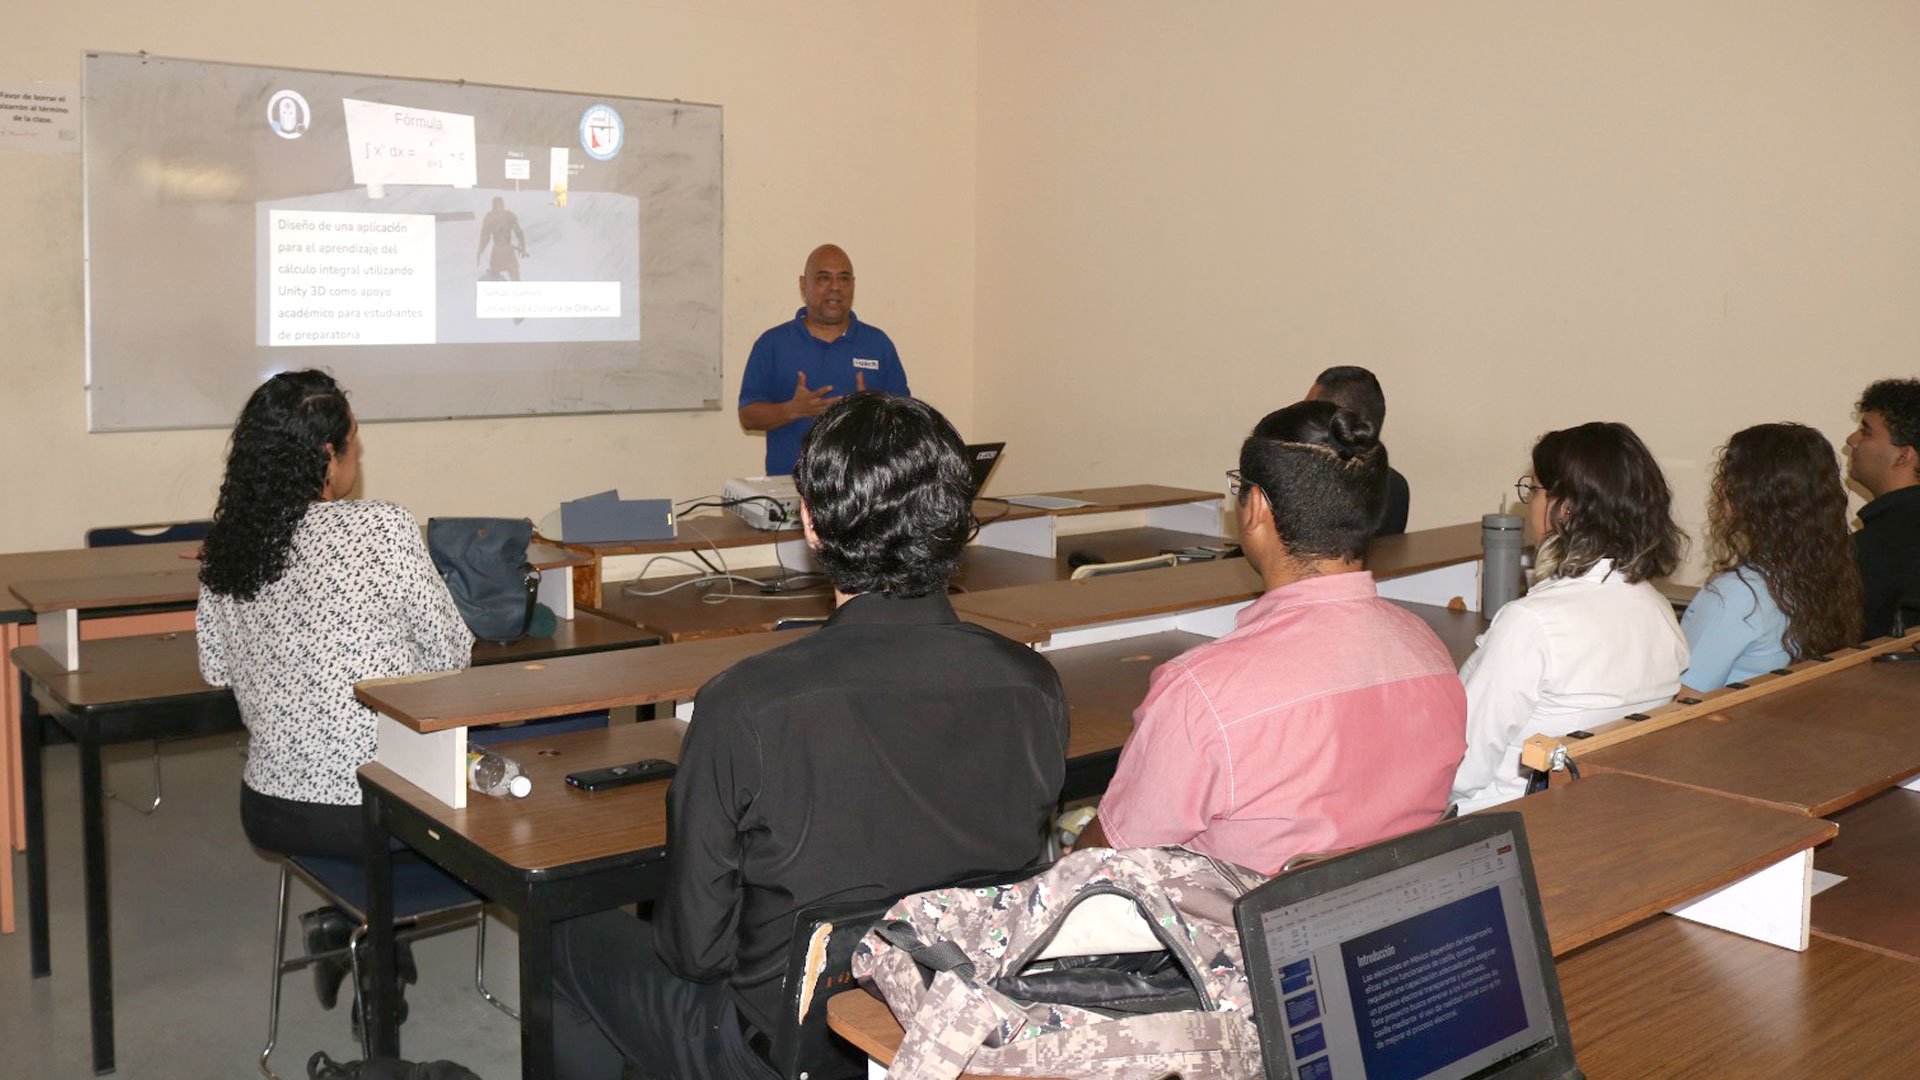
[1531,422,1684,584]
[199,370,353,601]
[793,392,975,597]
[1859,378,1920,480]
[1240,400,1387,562]
[1706,423,1862,658]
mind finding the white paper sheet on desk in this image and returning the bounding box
[1811,870,1847,896]
[1003,495,1097,510]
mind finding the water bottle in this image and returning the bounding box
[466,748,532,799]
[1481,513,1526,619]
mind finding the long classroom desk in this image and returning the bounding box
[826,912,1920,1080]
[1567,654,1920,969]
[0,541,588,937]
[12,613,653,1076]
[351,588,1846,1079]
[947,522,1488,646]
[352,694,1834,1080]
[0,540,206,930]
[556,484,1228,610]
[590,526,1228,643]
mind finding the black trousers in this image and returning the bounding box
[553,911,777,1080]
[241,784,366,860]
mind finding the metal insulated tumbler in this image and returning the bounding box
[1481,513,1525,619]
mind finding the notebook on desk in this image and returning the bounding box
[1236,813,1582,1080]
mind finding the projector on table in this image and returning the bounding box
[723,475,801,531]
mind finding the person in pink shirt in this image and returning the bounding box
[1089,400,1467,875]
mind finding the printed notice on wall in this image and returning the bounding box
[0,81,79,153]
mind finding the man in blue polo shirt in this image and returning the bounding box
[737,244,908,474]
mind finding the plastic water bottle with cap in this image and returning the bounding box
[466,748,532,799]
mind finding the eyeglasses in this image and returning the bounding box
[1227,469,1247,498]
[1514,475,1543,505]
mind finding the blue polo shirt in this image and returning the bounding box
[738,307,908,475]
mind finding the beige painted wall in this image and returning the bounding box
[0,1,977,552]
[974,2,1920,580]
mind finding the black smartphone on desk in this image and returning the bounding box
[565,759,677,792]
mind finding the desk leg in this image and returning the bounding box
[6,623,23,854]
[78,733,116,1074]
[362,795,401,1059]
[517,898,557,1080]
[23,672,50,977]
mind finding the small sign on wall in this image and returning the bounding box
[0,81,79,154]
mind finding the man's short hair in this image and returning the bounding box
[1859,379,1920,468]
[1312,366,1388,434]
[794,393,974,597]
[1239,400,1387,562]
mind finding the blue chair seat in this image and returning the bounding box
[290,854,482,924]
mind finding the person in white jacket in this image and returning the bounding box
[1451,422,1689,812]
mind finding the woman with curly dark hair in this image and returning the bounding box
[196,371,470,1014]
[1678,424,1863,693]
[1451,422,1690,812]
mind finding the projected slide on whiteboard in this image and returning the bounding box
[84,53,721,431]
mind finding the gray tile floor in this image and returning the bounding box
[1,735,526,1078]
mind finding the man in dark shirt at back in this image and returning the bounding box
[551,393,1070,1079]
[1307,366,1410,535]
[1846,378,1920,637]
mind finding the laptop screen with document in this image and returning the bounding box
[1236,814,1581,1080]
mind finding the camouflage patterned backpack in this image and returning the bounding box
[851,846,1268,1080]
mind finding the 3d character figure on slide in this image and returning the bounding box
[476,197,527,283]
[737,244,908,475]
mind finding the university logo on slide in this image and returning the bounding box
[579,104,623,160]
[266,89,310,139]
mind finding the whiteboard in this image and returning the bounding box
[83,52,722,431]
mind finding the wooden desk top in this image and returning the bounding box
[829,915,1920,1080]
[1576,660,1920,817]
[589,528,1218,644]
[1490,772,1835,956]
[1559,917,1920,1077]
[12,631,223,707]
[1812,788,1920,963]
[555,486,1222,558]
[0,542,201,620]
[361,722,681,873]
[13,613,653,713]
[1050,630,1207,761]
[950,557,1263,632]
[357,631,808,732]
[950,523,1483,633]
[3,539,583,617]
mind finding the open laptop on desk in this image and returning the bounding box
[1236,814,1582,1080]
[964,442,1006,499]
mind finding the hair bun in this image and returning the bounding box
[1327,407,1380,458]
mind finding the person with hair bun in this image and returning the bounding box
[1087,400,1467,876]
[1451,422,1688,812]
[197,370,471,1016]
[1679,424,1862,694]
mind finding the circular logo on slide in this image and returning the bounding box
[267,90,310,139]
[579,104,624,161]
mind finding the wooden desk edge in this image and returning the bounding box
[1521,630,1920,774]
[1547,814,1837,955]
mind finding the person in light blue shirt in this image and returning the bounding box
[1678,423,1862,694]
[1679,567,1790,690]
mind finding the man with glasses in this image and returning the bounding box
[1081,401,1467,876]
